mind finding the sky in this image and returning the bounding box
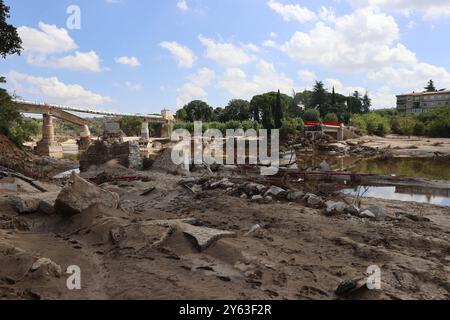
[2,0,450,115]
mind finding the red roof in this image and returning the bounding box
[304,120,342,127]
[397,90,450,97]
[304,121,322,127]
[323,120,342,127]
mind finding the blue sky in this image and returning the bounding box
[2,0,450,114]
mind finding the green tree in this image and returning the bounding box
[362,91,371,114]
[348,91,363,114]
[331,86,336,106]
[120,116,144,136]
[250,91,292,127]
[0,0,22,59]
[398,116,416,137]
[311,81,328,116]
[179,100,214,122]
[287,90,303,118]
[424,80,436,92]
[272,90,284,129]
[222,99,251,122]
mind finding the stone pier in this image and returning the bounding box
[35,114,64,158]
[78,125,92,152]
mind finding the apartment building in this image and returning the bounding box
[396,90,450,116]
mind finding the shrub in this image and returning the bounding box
[324,113,338,121]
[413,121,425,136]
[280,118,304,140]
[302,109,321,122]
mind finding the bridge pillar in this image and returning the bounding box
[141,120,150,140]
[35,114,63,158]
[78,125,91,152]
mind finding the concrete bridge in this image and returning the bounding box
[13,100,175,157]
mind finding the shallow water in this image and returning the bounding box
[349,157,450,181]
[342,186,450,207]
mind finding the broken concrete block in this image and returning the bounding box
[54,174,120,215]
[360,210,376,218]
[286,191,305,202]
[264,186,286,199]
[8,192,59,214]
[30,258,62,278]
[363,205,387,219]
[180,224,236,251]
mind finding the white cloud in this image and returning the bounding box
[368,63,450,90]
[199,35,256,66]
[115,56,141,68]
[18,22,77,54]
[125,82,143,91]
[298,69,317,82]
[262,39,278,48]
[176,68,216,107]
[267,0,317,23]
[219,60,294,98]
[28,51,103,72]
[348,0,450,19]
[177,0,189,11]
[318,6,337,22]
[281,8,417,72]
[160,41,196,68]
[7,70,111,107]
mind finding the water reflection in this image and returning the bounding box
[342,186,450,207]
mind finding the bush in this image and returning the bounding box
[302,109,321,121]
[414,121,425,136]
[398,116,416,136]
[280,118,304,140]
[324,113,338,121]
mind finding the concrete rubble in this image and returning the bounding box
[54,173,120,215]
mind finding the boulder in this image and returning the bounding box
[286,191,305,202]
[345,204,360,216]
[54,174,120,215]
[8,192,59,214]
[264,186,286,199]
[324,201,347,215]
[305,194,324,208]
[251,195,264,202]
[362,205,389,219]
[245,183,266,195]
[181,224,236,251]
[319,160,331,171]
[30,258,62,279]
[264,196,273,203]
[360,210,376,219]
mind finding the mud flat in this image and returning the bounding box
[1,162,449,300]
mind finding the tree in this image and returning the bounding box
[424,80,436,92]
[120,116,144,136]
[287,90,303,118]
[348,91,363,114]
[362,91,372,114]
[179,100,214,122]
[272,90,284,129]
[331,87,336,106]
[324,113,338,121]
[311,81,328,116]
[250,91,292,126]
[0,0,22,59]
[222,99,251,122]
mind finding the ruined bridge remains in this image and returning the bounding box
[14,100,175,158]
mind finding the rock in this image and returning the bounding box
[54,174,120,215]
[345,204,360,216]
[360,210,376,218]
[335,277,367,297]
[245,183,266,195]
[245,224,262,237]
[240,193,248,199]
[8,192,59,214]
[264,186,286,199]
[324,201,347,215]
[362,205,389,219]
[180,224,236,251]
[306,194,324,208]
[264,196,273,203]
[319,160,331,171]
[30,258,62,278]
[110,223,172,250]
[251,195,264,202]
[286,191,305,202]
[39,197,57,215]
[210,178,229,189]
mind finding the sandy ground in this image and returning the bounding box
[349,135,450,157]
[1,168,449,300]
